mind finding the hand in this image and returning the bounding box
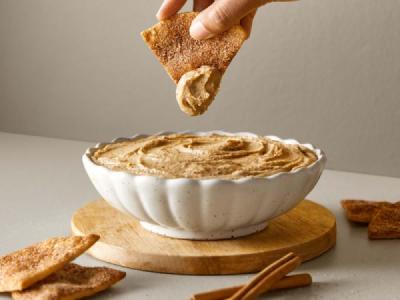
[156,0,292,40]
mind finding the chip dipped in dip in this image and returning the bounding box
[176,66,222,116]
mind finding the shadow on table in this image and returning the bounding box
[302,217,400,272]
[259,279,350,299]
[92,271,150,299]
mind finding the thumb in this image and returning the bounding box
[190,0,265,40]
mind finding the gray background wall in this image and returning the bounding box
[1,0,399,177]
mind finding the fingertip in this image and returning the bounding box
[241,22,252,40]
[156,12,163,20]
[156,1,167,20]
[156,9,176,21]
[156,12,167,21]
[157,0,187,21]
[156,6,171,20]
[240,10,257,40]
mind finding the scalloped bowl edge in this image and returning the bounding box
[82,131,327,240]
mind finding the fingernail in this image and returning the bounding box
[190,20,214,40]
[156,0,167,20]
[156,9,163,20]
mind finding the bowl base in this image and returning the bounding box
[139,221,268,240]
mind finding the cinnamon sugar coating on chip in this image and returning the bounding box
[0,235,99,292]
[340,200,394,223]
[12,263,125,300]
[141,12,246,83]
[368,206,400,239]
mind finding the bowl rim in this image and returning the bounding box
[83,130,327,183]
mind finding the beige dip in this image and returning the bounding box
[176,66,222,116]
[91,134,318,180]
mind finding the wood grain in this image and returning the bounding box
[71,199,336,275]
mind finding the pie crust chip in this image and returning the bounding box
[368,206,400,240]
[12,263,125,300]
[0,235,99,292]
[340,200,393,223]
[141,12,247,83]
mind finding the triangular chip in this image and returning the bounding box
[340,199,394,223]
[0,234,99,292]
[368,206,400,239]
[141,12,246,83]
[12,263,125,300]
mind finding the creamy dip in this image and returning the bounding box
[91,134,318,180]
[176,66,222,116]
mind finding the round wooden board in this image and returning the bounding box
[71,199,336,275]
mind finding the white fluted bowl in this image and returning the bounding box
[83,131,326,240]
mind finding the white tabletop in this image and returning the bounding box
[0,132,399,300]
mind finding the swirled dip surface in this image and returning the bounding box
[91,134,318,179]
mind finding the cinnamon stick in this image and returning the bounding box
[228,252,301,300]
[191,273,312,300]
